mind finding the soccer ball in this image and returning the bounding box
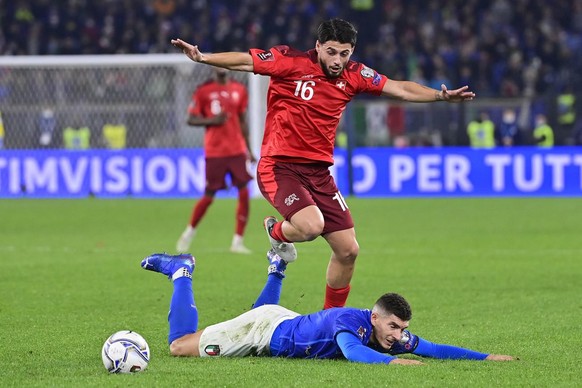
[101,330,150,373]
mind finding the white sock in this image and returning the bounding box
[182,226,196,239]
[232,234,244,246]
[172,267,192,281]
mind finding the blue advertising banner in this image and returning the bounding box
[333,147,582,197]
[0,149,236,198]
[1,148,582,198]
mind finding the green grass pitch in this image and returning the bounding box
[1,197,581,387]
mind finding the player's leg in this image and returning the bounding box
[177,157,226,252]
[140,253,199,347]
[229,155,253,254]
[258,157,329,262]
[252,249,288,308]
[169,330,204,357]
[176,190,215,252]
[307,172,356,309]
[322,228,359,309]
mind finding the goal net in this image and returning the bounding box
[0,54,267,152]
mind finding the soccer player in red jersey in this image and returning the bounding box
[176,68,256,255]
[172,19,476,308]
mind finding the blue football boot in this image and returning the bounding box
[141,253,195,279]
[267,249,288,279]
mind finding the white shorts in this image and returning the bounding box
[198,304,299,357]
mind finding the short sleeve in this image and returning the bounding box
[188,91,202,116]
[354,63,387,96]
[249,46,295,78]
[333,311,372,344]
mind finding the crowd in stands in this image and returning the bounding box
[2,0,582,98]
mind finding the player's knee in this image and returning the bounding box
[338,241,359,263]
[169,339,191,357]
[298,220,324,241]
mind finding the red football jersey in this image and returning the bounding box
[188,79,248,158]
[250,46,388,164]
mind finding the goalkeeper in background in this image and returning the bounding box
[176,67,256,255]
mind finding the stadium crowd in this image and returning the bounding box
[2,0,582,98]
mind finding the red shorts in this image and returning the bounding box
[257,157,354,235]
[205,154,253,191]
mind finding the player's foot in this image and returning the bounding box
[230,234,252,254]
[267,249,287,278]
[263,216,297,263]
[230,242,252,254]
[141,253,195,279]
[176,229,195,253]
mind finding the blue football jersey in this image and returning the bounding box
[272,307,373,359]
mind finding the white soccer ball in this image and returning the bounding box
[101,330,150,373]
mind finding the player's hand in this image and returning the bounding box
[390,358,424,365]
[485,354,515,361]
[211,112,228,125]
[438,84,475,102]
[171,38,203,63]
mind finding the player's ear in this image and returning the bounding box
[315,40,321,51]
[370,311,379,325]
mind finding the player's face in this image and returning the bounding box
[315,40,354,78]
[370,313,409,350]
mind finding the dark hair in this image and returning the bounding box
[374,293,412,321]
[317,18,358,47]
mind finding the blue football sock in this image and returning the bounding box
[167,276,198,344]
[252,274,283,308]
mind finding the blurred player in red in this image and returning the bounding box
[172,19,475,308]
[176,67,256,254]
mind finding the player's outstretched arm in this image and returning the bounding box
[336,332,423,365]
[381,79,475,103]
[485,354,515,361]
[171,38,254,72]
[412,337,514,361]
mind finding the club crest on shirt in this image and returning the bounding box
[284,193,299,206]
[257,50,274,61]
[360,66,374,78]
[336,80,347,90]
[357,326,367,339]
[204,345,221,356]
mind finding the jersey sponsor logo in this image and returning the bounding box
[360,66,374,78]
[284,193,300,206]
[336,80,347,90]
[204,345,221,356]
[357,326,367,339]
[257,50,274,61]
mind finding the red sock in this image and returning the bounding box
[189,195,213,227]
[270,221,291,242]
[236,187,249,236]
[323,284,351,309]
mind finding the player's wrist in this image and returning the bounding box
[435,90,444,101]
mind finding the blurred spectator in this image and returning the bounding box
[467,111,495,148]
[0,110,5,149]
[532,113,554,147]
[1,0,581,97]
[498,108,521,146]
[557,85,576,142]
